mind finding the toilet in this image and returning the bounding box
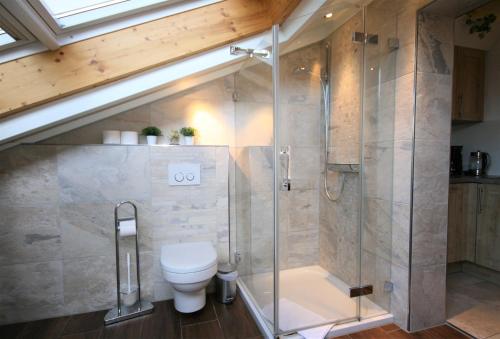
[160,241,217,313]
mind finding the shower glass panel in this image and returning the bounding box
[232,0,398,335]
[360,1,398,319]
[231,30,275,331]
[276,4,365,334]
[275,0,396,334]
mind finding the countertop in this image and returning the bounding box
[450,175,500,184]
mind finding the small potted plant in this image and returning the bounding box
[180,127,196,145]
[141,126,162,145]
[169,130,180,145]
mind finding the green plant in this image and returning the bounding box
[180,127,196,137]
[466,13,497,39]
[141,126,162,136]
[169,130,180,143]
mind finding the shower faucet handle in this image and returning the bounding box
[280,146,291,191]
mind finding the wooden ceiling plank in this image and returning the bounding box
[0,0,300,118]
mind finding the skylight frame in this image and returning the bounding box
[28,0,186,34]
[0,4,35,52]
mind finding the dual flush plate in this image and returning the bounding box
[168,163,201,186]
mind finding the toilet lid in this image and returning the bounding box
[160,242,217,274]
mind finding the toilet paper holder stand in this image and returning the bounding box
[104,201,154,325]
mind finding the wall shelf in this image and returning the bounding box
[327,163,360,173]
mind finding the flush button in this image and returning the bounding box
[168,163,201,186]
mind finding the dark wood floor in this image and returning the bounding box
[0,294,469,339]
[0,294,263,339]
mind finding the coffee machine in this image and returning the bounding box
[450,146,463,176]
[469,150,490,176]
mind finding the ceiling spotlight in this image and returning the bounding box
[324,12,333,19]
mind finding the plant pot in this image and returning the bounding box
[146,135,157,145]
[183,136,194,145]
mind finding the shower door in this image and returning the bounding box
[274,0,397,335]
[231,28,276,333]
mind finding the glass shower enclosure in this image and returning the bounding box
[231,0,399,336]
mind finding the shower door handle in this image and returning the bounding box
[280,146,291,191]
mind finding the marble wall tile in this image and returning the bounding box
[393,140,413,204]
[363,141,395,201]
[0,205,61,266]
[287,229,319,268]
[415,72,452,141]
[0,261,64,325]
[390,263,409,328]
[60,200,152,259]
[362,198,392,262]
[417,13,454,75]
[63,255,116,314]
[409,264,447,330]
[361,250,392,313]
[57,146,150,204]
[0,145,58,206]
[394,73,415,141]
[392,202,411,268]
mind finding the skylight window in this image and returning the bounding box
[29,0,182,32]
[0,27,16,46]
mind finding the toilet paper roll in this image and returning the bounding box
[121,131,139,145]
[102,130,121,144]
[119,219,137,237]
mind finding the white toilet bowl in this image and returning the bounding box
[160,242,217,313]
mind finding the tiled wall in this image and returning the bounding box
[409,10,454,330]
[0,145,228,325]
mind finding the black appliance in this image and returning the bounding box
[450,146,463,176]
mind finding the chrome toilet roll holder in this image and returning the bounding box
[104,201,154,325]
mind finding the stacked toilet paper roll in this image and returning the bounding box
[102,130,121,144]
[119,219,137,237]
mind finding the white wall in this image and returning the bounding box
[451,38,500,175]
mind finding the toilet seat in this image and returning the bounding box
[160,242,217,283]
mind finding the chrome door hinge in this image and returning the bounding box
[349,285,373,298]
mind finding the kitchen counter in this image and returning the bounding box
[450,175,500,184]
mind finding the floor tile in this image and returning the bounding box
[62,310,107,335]
[18,316,70,339]
[448,303,500,338]
[101,317,143,339]
[182,320,224,339]
[60,329,103,339]
[447,272,482,290]
[140,300,181,339]
[179,298,217,325]
[212,295,261,339]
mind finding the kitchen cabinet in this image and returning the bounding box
[448,183,477,263]
[476,184,500,271]
[452,46,485,122]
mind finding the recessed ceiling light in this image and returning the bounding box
[324,12,333,19]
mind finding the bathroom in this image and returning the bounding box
[0,0,490,338]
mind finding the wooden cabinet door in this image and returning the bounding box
[452,46,485,122]
[447,183,477,263]
[476,184,500,270]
